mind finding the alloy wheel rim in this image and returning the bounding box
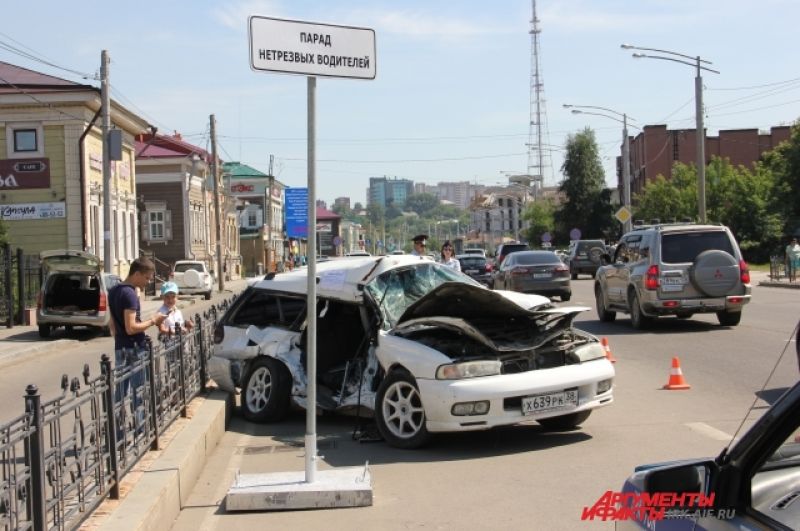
[382,381,424,439]
[246,366,272,412]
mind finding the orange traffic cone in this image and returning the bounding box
[601,337,617,363]
[663,357,691,390]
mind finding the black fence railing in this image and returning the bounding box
[0,244,41,329]
[0,296,234,531]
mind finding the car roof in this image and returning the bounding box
[629,223,727,234]
[251,255,436,301]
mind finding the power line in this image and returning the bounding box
[0,34,95,80]
[708,75,800,91]
[281,151,530,164]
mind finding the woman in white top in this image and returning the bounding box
[440,241,461,272]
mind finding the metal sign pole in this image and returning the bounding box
[305,75,317,483]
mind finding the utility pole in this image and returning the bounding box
[622,114,632,233]
[695,58,706,224]
[210,114,225,292]
[265,154,274,272]
[101,50,113,274]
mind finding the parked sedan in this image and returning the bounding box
[493,250,571,301]
[456,254,493,286]
[210,256,613,448]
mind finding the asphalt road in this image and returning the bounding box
[171,276,799,531]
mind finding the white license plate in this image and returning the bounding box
[662,276,685,285]
[522,389,578,415]
[533,273,551,279]
[466,269,479,274]
[662,284,684,292]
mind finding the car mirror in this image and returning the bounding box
[643,462,709,496]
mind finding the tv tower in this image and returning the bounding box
[527,0,553,193]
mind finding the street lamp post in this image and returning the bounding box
[621,44,719,224]
[563,104,634,233]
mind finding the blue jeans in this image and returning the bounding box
[115,345,148,439]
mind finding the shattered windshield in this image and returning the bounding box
[365,262,480,329]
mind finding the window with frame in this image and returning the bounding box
[149,211,165,240]
[14,129,37,152]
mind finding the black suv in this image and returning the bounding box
[567,239,607,279]
[594,223,751,329]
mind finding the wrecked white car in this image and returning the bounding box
[210,256,614,448]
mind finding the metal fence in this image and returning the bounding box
[0,244,42,329]
[0,296,233,531]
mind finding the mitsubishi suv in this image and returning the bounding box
[594,223,751,329]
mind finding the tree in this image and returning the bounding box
[404,193,439,217]
[762,122,800,236]
[633,163,697,222]
[353,202,364,212]
[555,127,614,240]
[522,199,555,244]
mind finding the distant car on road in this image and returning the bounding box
[566,239,606,279]
[492,250,571,301]
[36,250,120,338]
[345,250,371,257]
[456,254,493,286]
[171,260,214,300]
[594,222,751,328]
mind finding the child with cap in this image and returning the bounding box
[158,282,194,336]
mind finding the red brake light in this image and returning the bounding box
[645,265,660,290]
[98,291,107,312]
[484,263,493,273]
[739,260,750,284]
[510,267,529,276]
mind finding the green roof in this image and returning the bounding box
[222,161,268,179]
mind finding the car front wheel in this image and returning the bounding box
[538,410,591,430]
[242,357,291,422]
[375,369,430,449]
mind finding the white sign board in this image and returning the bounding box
[0,202,65,220]
[249,16,376,79]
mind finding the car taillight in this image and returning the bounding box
[511,267,529,276]
[554,264,569,276]
[98,291,107,312]
[645,265,660,290]
[213,323,224,344]
[739,260,750,284]
[484,263,493,273]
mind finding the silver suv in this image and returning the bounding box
[594,223,751,329]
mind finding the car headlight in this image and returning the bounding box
[436,360,502,380]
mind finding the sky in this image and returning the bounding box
[3,0,799,207]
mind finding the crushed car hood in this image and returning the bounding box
[396,282,586,324]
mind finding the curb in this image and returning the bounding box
[758,280,800,290]
[91,390,232,531]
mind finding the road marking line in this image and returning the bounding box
[685,422,734,442]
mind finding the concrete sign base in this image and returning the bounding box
[226,465,373,511]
